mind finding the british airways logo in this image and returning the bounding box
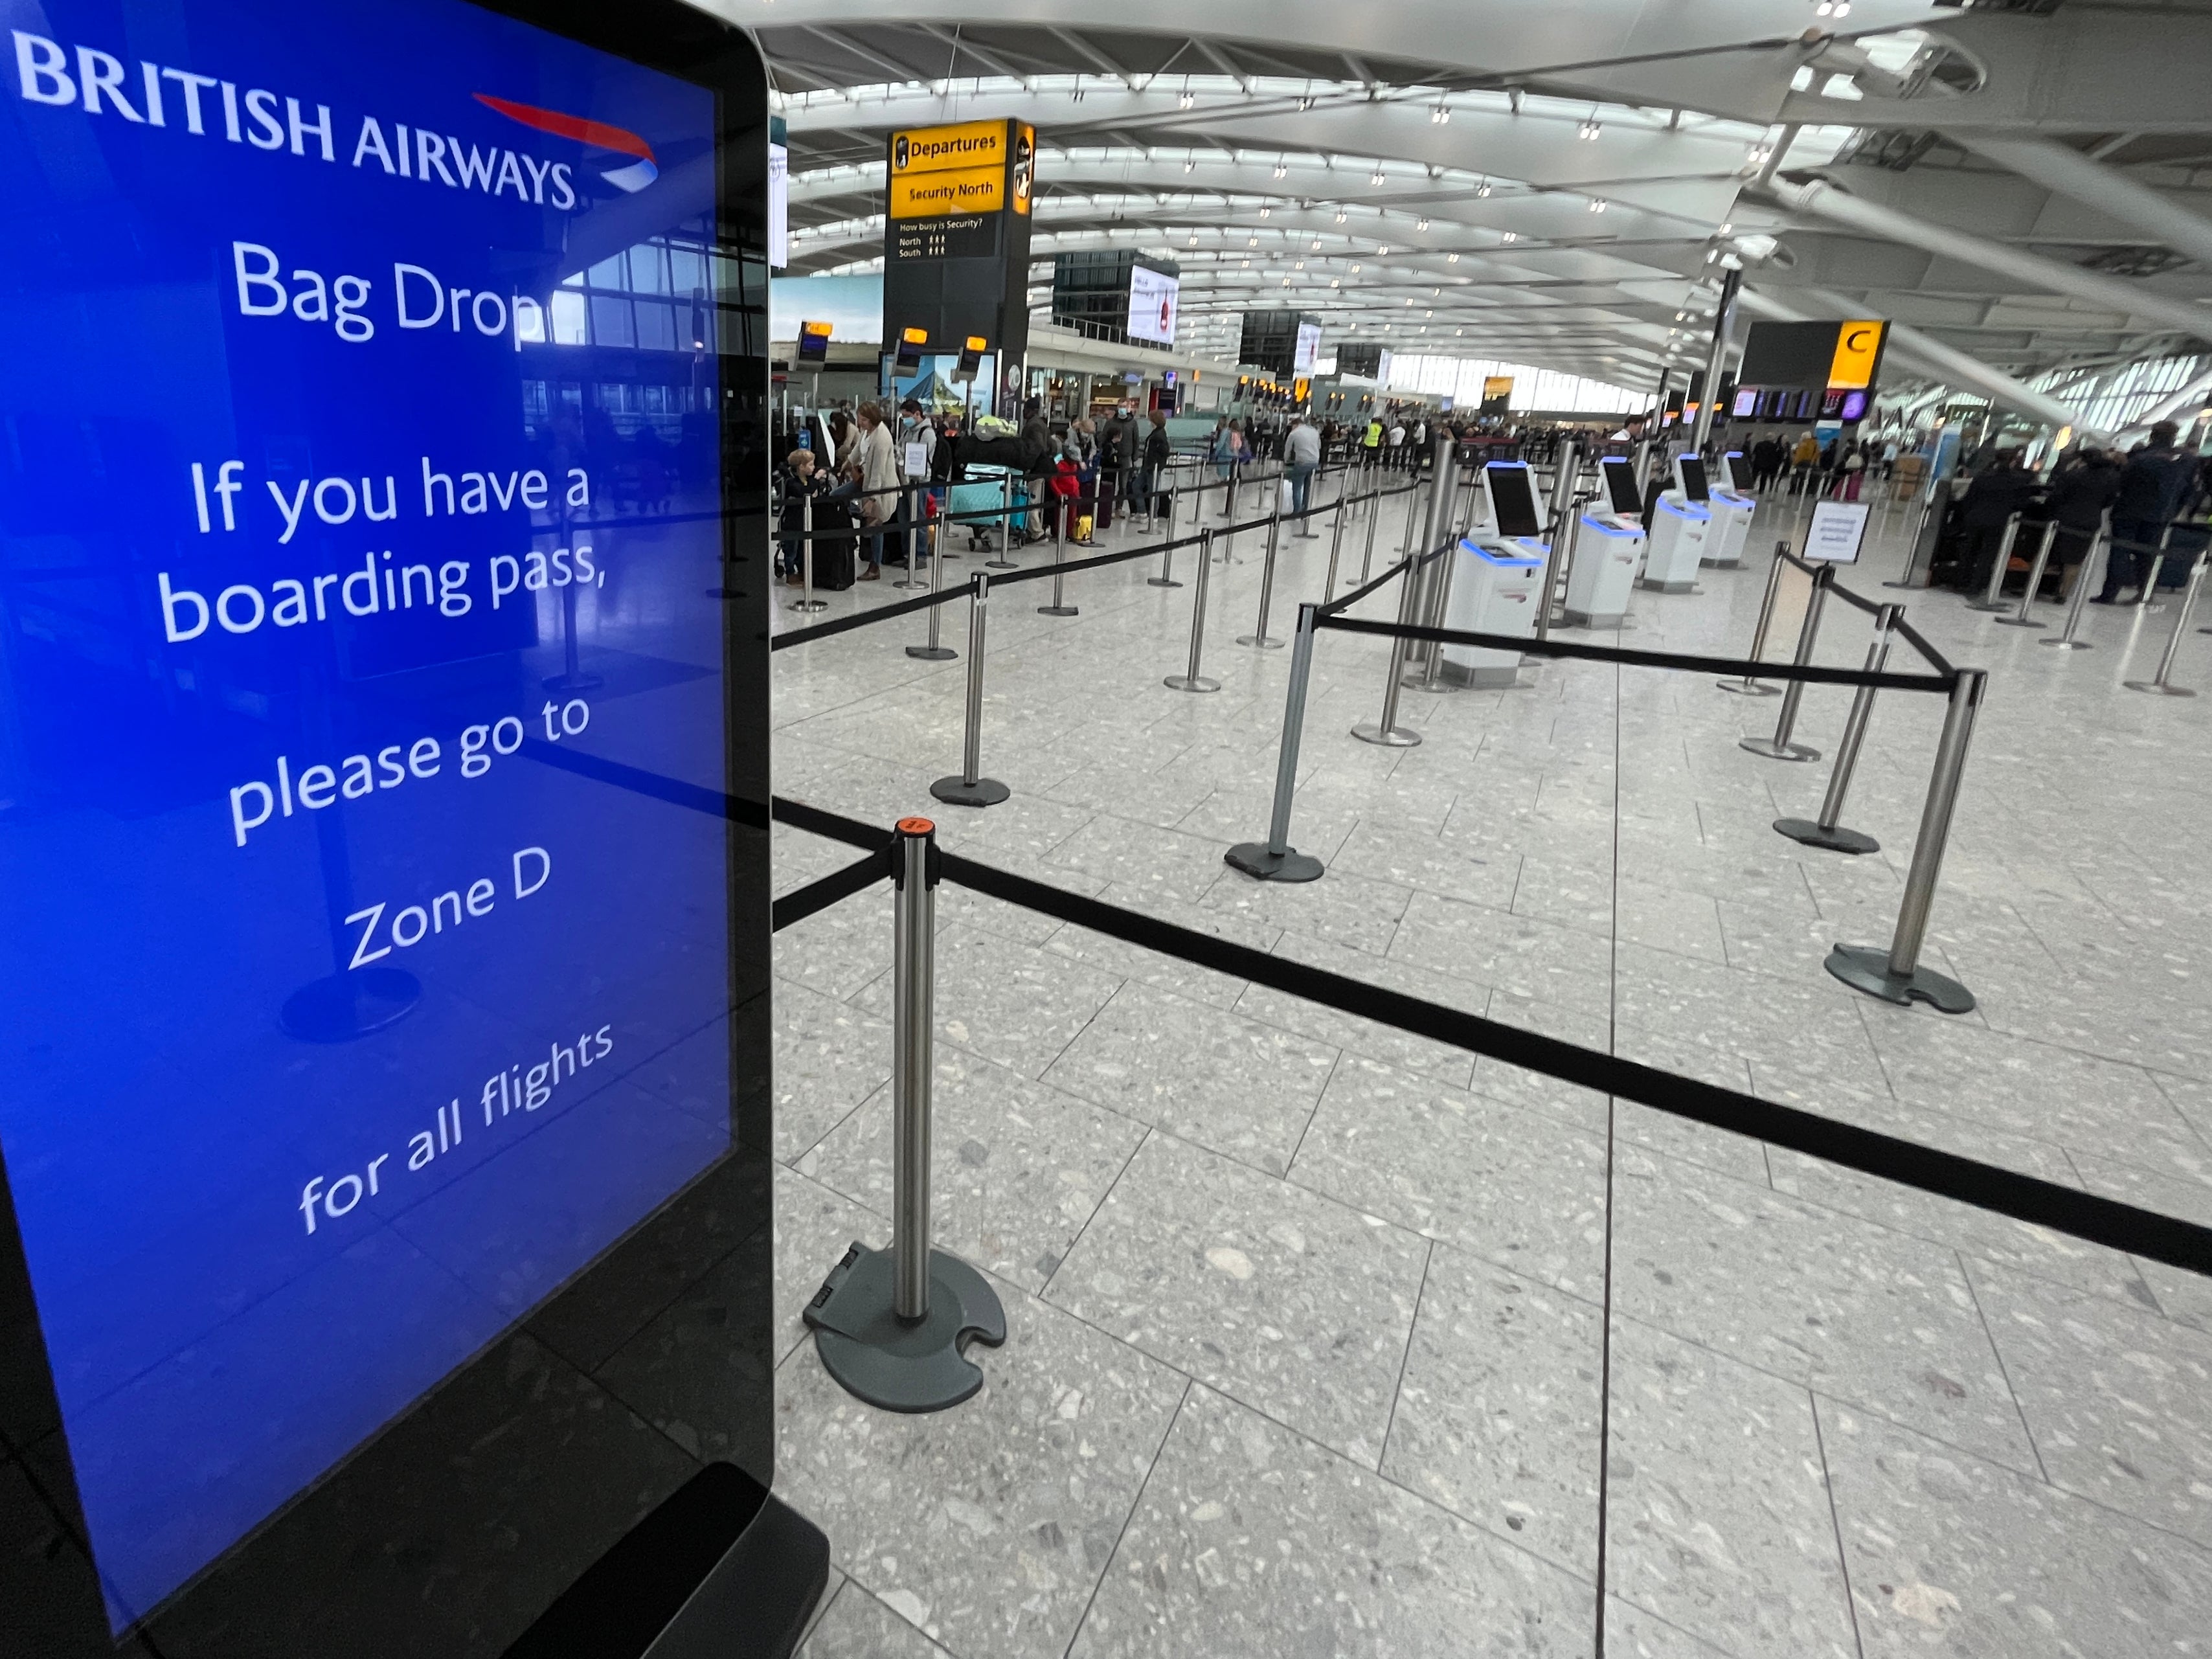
[474,94,657,193]
[8,28,660,209]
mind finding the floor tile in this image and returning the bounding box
[1041,981,1340,1175]
[1048,1133,1428,1465]
[799,1581,954,1658]
[1291,1055,1610,1300]
[1821,1399,2212,1658]
[800,1048,1145,1294]
[1069,1385,1597,1658]
[776,980,893,1163]
[1391,893,1617,1018]
[1381,1245,1603,1574]
[1231,927,1483,1089]
[776,1274,1187,1659]
[853,923,1125,1081]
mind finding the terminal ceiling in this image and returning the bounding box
[713,0,2212,398]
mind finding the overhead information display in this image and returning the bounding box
[883,117,1034,402]
[0,0,780,1647]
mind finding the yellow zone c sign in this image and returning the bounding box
[890,166,1006,220]
[1829,320,1888,390]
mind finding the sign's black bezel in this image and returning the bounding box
[0,1,774,1652]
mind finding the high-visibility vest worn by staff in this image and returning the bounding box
[1362,421,1383,450]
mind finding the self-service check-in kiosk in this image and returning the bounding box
[1702,451,1758,569]
[1436,462,1548,685]
[1642,455,1712,591]
[1565,458,1650,627]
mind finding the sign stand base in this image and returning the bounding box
[280,967,420,1043]
[805,1243,1006,1414]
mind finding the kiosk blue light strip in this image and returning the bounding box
[0,0,732,1627]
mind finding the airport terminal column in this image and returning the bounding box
[1225,604,1326,883]
[1827,670,1987,1014]
[804,820,1007,1409]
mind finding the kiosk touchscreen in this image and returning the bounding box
[1568,458,1650,627]
[1702,451,1759,569]
[1645,453,1713,591]
[0,0,824,1652]
[1484,460,1549,549]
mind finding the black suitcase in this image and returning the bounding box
[811,500,857,591]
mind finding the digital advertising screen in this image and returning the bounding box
[1293,321,1324,378]
[0,0,775,1648]
[1127,264,1180,345]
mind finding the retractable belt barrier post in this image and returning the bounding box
[791,493,828,613]
[2042,519,2107,651]
[907,509,956,662]
[1238,505,1287,650]
[1324,486,1351,592]
[1164,528,1222,694]
[2127,549,2208,697]
[1353,549,1428,748]
[1965,512,2023,613]
[1741,563,1833,762]
[1039,512,1077,616]
[892,484,927,590]
[1148,477,1182,588]
[987,475,1017,570]
[1719,541,1788,695]
[1358,486,1383,585]
[931,575,1011,809]
[1996,521,2062,629]
[1827,669,1987,1013]
[1225,602,1326,884]
[1776,603,1901,855]
[804,818,1006,1412]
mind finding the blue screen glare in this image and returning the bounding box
[0,0,737,1626]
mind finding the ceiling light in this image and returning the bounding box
[1297,95,1314,111]
[1310,238,1322,250]
[1248,235,1258,245]
[1476,181,1493,198]
[1273,161,1287,178]
[1259,205,1271,217]
[1331,278,1340,288]
[1430,106,1450,125]
[1416,217,1430,232]
[1295,260,1305,269]
[1189,232,1200,245]
[1502,231,1518,243]
[1577,120,1601,141]
[1371,169,1386,186]
[1377,245,1390,255]
[1719,222,1733,234]
[1351,263,1362,272]
[1447,252,1460,264]
[1334,209,1348,223]
[1589,199,1607,212]
[1184,159,1196,174]
[1178,90,1195,109]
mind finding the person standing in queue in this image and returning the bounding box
[1284,412,1322,534]
[852,401,898,581]
[2043,444,2121,598]
[2095,421,2200,602]
[1142,409,1173,530]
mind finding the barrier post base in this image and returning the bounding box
[1351,721,1421,747]
[1164,673,1221,694]
[1824,944,1976,1015]
[804,1242,1006,1414]
[2038,638,2094,651]
[1775,817,1879,855]
[2125,680,2196,697]
[906,644,957,661]
[1223,842,1325,883]
[1237,633,1286,650]
[1739,736,1822,762]
[1038,604,1079,617]
[1147,575,1184,588]
[1716,679,1781,697]
[931,774,1010,807]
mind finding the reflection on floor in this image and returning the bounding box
[748,476,2212,1656]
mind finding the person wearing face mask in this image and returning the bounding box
[1101,401,1138,530]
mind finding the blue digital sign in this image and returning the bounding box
[0,0,741,1629]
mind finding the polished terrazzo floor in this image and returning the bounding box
[739,468,2212,1657]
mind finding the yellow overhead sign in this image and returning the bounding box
[891,120,1010,176]
[889,165,1006,220]
[1828,320,1888,390]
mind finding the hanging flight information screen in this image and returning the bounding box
[0,0,776,1649]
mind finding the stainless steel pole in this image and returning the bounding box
[892,484,927,589]
[907,507,956,660]
[986,474,1016,570]
[1401,441,1456,675]
[1996,520,2061,628]
[1324,485,1350,591]
[2042,517,2107,651]
[1357,486,1382,583]
[1826,668,1985,1014]
[2126,550,2208,695]
[1352,550,1425,747]
[1239,506,1287,649]
[1965,512,2022,612]
[930,576,1011,807]
[1164,528,1221,692]
[1039,508,1076,616]
[1224,604,1326,883]
[792,493,828,613]
[1776,604,1898,855]
[1741,564,1830,761]
[2140,523,2177,608]
[1719,541,1787,694]
[891,818,936,1320]
[1148,473,1181,587]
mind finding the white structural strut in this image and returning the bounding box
[1955,134,2212,273]
[2116,366,2212,442]
[1741,286,2093,435]
[1762,174,2212,346]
